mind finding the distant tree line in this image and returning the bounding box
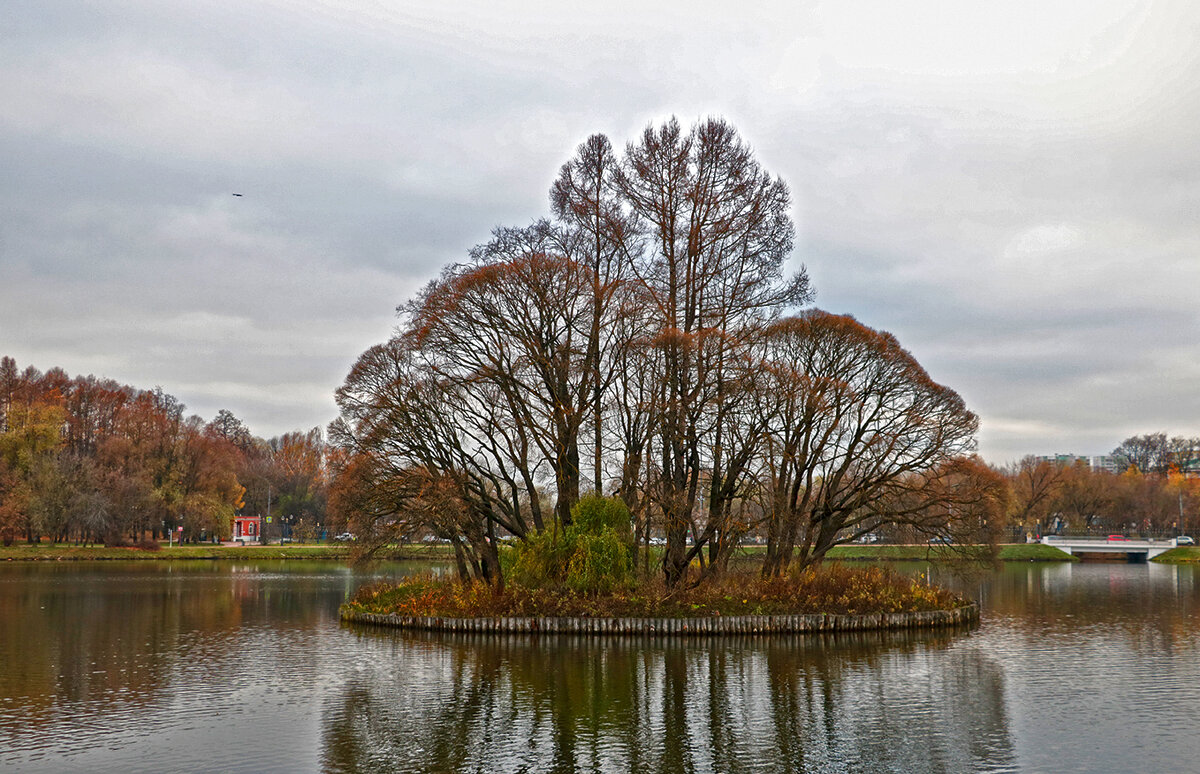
[1004,433,1200,537]
[1108,433,1200,476]
[330,117,1004,588]
[0,356,328,546]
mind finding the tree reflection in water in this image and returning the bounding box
[321,627,1017,773]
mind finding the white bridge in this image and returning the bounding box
[1040,535,1180,560]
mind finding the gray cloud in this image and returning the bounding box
[2,0,1198,461]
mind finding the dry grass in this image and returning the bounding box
[345,563,966,619]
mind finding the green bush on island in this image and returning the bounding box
[345,561,967,620]
[565,529,630,595]
[509,495,633,595]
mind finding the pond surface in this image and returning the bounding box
[2,560,1199,773]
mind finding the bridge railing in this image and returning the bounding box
[1046,530,1176,542]
[1042,529,1183,541]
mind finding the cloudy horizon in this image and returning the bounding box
[3,0,1198,464]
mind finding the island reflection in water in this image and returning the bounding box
[322,626,1016,774]
[10,561,1200,772]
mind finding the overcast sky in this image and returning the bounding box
[2,0,1198,464]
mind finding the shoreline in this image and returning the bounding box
[0,542,1077,562]
[824,543,1076,562]
[340,603,979,635]
[0,544,439,562]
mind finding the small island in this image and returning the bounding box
[340,495,977,635]
[330,118,1001,638]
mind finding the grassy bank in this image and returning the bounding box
[823,543,1076,562]
[1150,547,1200,563]
[1,541,1074,564]
[344,563,970,620]
[0,543,453,561]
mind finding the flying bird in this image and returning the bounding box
[232,193,243,197]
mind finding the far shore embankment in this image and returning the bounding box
[0,542,1077,563]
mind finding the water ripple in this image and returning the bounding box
[4,562,1200,772]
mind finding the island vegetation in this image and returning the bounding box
[344,494,970,622]
[333,117,1000,623]
[346,564,964,620]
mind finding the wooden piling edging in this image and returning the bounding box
[341,603,978,635]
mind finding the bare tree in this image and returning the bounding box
[327,118,1003,592]
[1052,462,1115,531]
[1111,433,1170,474]
[408,234,603,526]
[1006,455,1067,535]
[756,311,979,575]
[617,117,810,586]
[332,338,536,583]
[550,133,637,494]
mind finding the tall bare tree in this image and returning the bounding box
[617,117,810,586]
[550,133,637,494]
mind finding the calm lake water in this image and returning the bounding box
[2,559,1199,773]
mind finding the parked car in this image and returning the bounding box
[334,533,356,542]
[927,536,953,544]
[1177,535,1195,546]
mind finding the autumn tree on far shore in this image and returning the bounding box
[999,445,1200,538]
[0,355,326,546]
